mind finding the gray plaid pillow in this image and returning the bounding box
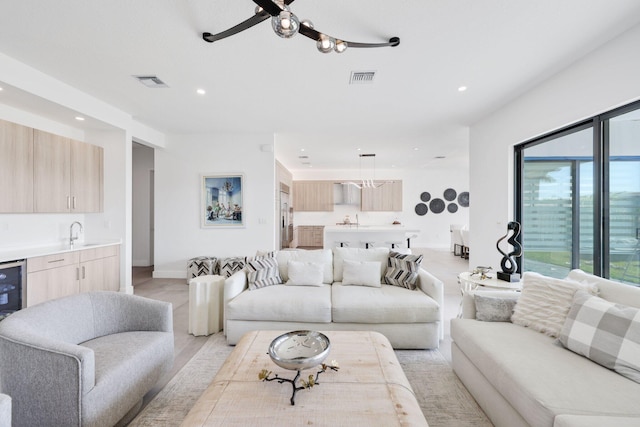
[559,290,640,384]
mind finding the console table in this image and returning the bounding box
[181,330,428,426]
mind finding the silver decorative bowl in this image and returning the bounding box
[268,330,330,371]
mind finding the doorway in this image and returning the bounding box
[132,142,155,267]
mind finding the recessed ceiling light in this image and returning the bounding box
[196,88,206,95]
[458,86,467,92]
[300,148,305,152]
[435,156,446,159]
[0,87,3,91]
[75,116,85,121]
[413,147,419,151]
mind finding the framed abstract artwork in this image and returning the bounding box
[202,174,244,228]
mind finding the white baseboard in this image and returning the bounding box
[152,270,187,279]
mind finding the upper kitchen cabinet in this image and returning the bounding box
[361,180,403,211]
[34,130,103,213]
[0,120,34,213]
[293,181,334,212]
[70,139,103,212]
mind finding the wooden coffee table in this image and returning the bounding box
[181,330,428,426]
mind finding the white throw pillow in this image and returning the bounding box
[341,260,381,287]
[286,261,324,287]
[511,272,597,337]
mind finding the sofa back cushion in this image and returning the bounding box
[332,247,389,283]
[566,269,640,309]
[276,249,333,284]
[0,293,97,344]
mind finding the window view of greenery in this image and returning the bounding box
[518,104,640,286]
[608,110,640,285]
[521,128,593,279]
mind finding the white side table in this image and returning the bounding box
[188,274,225,336]
[458,271,522,292]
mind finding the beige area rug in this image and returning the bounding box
[129,332,492,427]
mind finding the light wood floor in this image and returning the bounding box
[132,247,468,406]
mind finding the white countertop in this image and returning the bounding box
[324,225,420,233]
[0,239,122,263]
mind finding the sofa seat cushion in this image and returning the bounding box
[332,283,440,324]
[227,284,332,323]
[81,331,173,425]
[451,319,640,426]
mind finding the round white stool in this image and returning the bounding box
[188,274,225,336]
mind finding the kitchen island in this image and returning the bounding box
[323,225,420,250]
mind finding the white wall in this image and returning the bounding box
[153,133,277,278]
[292,162,469,249]
[132,144,154,266]
[469,23,640,270]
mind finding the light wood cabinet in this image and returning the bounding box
[26,251,80,307]
[361,180,403,212]
[79,245,120,292]
[26,245,120,306]
[297,226,324,247]
[71,139,103,212]
[33,130,103,213]
[0,120,34,213]
[293,181,334,211]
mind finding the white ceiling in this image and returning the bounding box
[1,0,640,172]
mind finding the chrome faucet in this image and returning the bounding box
[69,221,83,248]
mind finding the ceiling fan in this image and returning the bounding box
[202,0,400,54]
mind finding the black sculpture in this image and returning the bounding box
[496,221,522,282]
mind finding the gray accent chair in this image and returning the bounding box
[0,291,174,427]
[0,394,10,427]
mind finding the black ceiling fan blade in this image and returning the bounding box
[298,24,400,49]
[202,11,270,43]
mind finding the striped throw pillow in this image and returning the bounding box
[383,251,423,290]
[246,257,282,290]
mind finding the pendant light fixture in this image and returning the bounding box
[203,0,400,54]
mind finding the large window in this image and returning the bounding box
[516,101,640,286]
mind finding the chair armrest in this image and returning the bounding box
[416,268,444,339]
[0,332,95,424]
[0,393,11,427]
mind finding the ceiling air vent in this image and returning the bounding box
[133,75,169,88]
[350,71,376,84]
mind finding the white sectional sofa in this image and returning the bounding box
[224,247,444,349]
[451,269,640,427]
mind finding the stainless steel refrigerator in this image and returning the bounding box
[280,185,293,249]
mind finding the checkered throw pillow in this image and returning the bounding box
[245,256,282,290]
[383,251,423,290]
[559,289,640,384]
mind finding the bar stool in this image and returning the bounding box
[336,241,351,248]
[386,240,404,249]
[405,234,418,249]
[361,241,376,249]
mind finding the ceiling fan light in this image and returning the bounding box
[272,10,299,38]
[334,40,348,53]
[316,35,335,53]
